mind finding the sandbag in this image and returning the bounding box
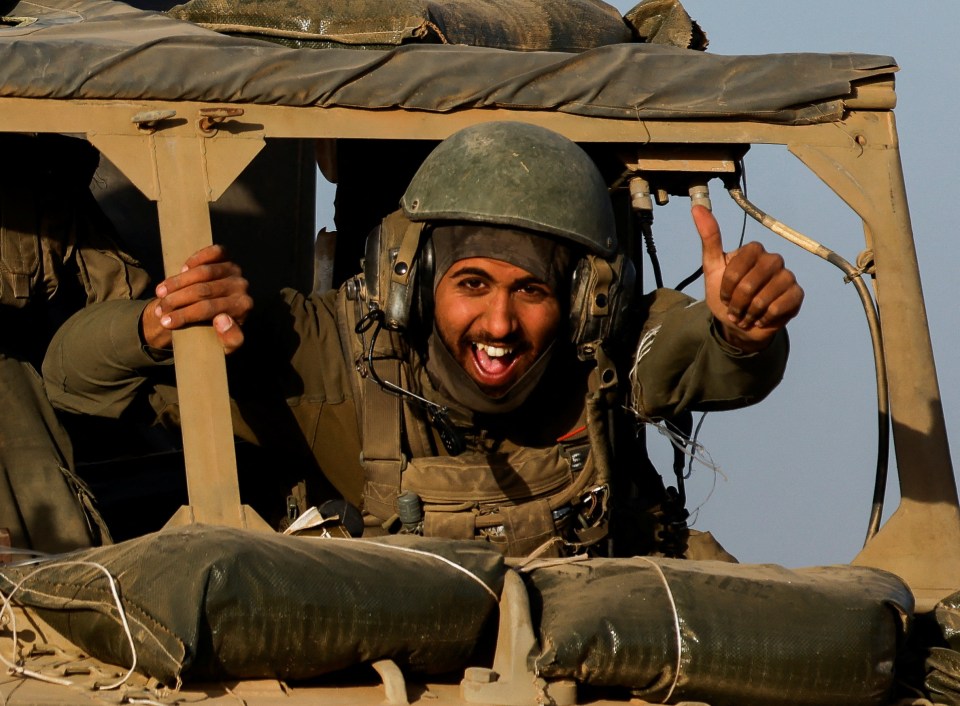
[525,557,913,706]
[923,589,960,705]
[166,0,633,52]
[622,0,707,50]
[0,525,504,686]
[0,355,105,552]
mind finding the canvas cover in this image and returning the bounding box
[922,589,960,705]
[0,526,505,685]
[526,558,913,706]
[166,0,633,51]
[0,0,895,125]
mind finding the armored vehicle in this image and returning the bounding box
[0,0,956,704]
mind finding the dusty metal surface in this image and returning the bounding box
[0,2,957,701]
[1,87,955,602]
[0,0,896,123]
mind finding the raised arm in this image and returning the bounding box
[695,205,804,353]
[142,244,252,354]
[43,245,253,417]
[629,207,803,419]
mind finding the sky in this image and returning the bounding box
[316,1,959,568]
[607,0,960,567]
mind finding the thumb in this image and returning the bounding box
[214,313,245,354]
[692,205,726,275]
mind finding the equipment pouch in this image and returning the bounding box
[403,445,574,506]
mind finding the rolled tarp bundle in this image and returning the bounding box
[0,525,505,686]
[166,0,633,51]
[525,556,913,706]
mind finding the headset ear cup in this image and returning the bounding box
[380,221,425,331]
[569,253,636,351]
[569,257,594,347]
[415,234,435,330]
[361,221,390,310]
[610,255,636,341]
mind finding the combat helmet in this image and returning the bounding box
[365,121,632,350]
[400,121,617,257]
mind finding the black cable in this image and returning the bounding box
[638,213,664,289]
[724,185,890,545]
[356,310,465,454]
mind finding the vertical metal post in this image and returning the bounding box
[151,135,247,526]
[791,112,960,609]
[91,127,271,530]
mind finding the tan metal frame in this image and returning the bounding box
[2,84,956,609]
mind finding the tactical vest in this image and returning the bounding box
[335,220,619,558]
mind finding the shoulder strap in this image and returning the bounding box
[0,187,41,303]
[336,213,417,522]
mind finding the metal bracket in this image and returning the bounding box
[198,106,244,136]
[131,109,176,134]
[372,660,410,705]
[461,571,576,706]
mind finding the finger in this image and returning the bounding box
[157,272,247,311]
[156,291,253,331]
[156,261,242,299]
[748,278,805,330]
[213,313,245,354]
[692,205,726,276]
[719,243,772,321]
[182,244,230,271]
[727,266,802,330]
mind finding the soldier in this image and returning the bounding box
[44,122,802,557]
[1,133,149,552]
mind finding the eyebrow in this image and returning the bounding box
[447,265,550,290]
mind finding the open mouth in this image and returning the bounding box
[471,341,520,383]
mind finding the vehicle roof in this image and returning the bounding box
[1,0,896,124]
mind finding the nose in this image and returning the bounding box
[479,289,517,341]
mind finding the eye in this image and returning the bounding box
[516,282,551,300]
[457,277,487,291]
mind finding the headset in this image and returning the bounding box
[360,211,636,357]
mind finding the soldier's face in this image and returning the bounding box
[434,257,561,398]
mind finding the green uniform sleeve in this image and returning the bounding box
[42,298,170,417]
[42,286,365,505]
[629,288,789,420]
[70,190,152,304]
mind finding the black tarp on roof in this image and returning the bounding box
[0,0,897,124]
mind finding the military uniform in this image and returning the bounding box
[1,134,149,551]
[43,259,786,555]
[43,122,790,557]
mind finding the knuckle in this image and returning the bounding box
[194,300,215,320]
[236,294,254,318]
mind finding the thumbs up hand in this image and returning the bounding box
[694,205,804,353]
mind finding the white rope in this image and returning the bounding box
[0,560,138,691]
[18,0,84,19]
[322,537,499,602]
[636,557,683,704]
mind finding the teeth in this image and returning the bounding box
[476,343,511,358]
